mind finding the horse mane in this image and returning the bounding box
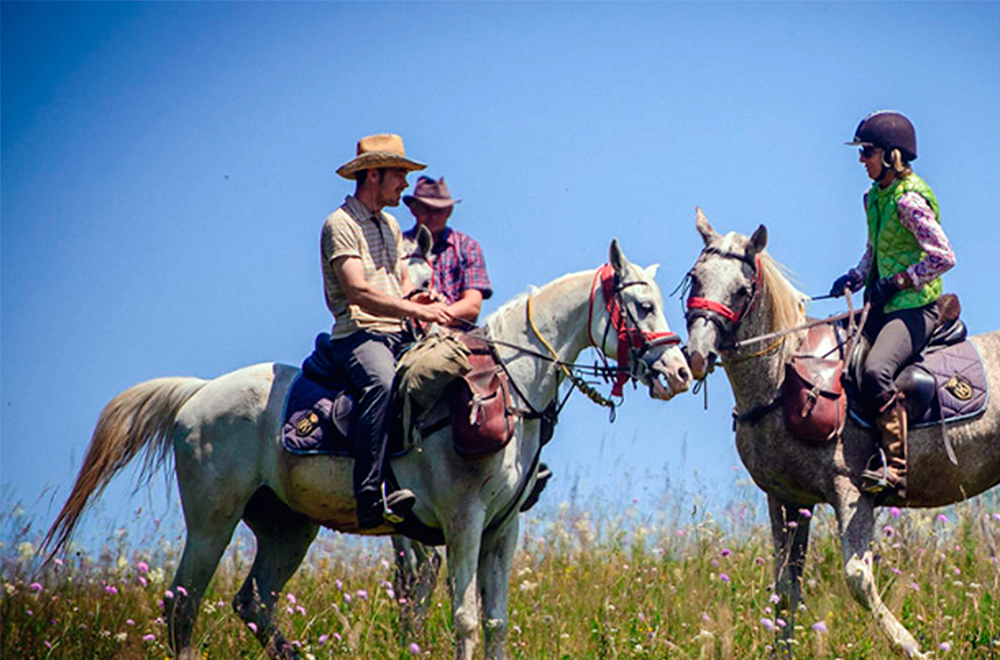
[484,269,593,338]
[757,250,807,333]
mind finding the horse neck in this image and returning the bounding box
[489,271,594,410]
[723,287,801,412]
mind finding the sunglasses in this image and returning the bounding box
[859,145,882,158]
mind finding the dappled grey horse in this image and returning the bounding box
[44,239,691,660]
[683,208,999,659]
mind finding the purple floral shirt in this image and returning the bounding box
[849,191,955,287]
[402,226,492,305]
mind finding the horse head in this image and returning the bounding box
[683,208,770,380]
[401,224,434,292]
[601,239,692,399]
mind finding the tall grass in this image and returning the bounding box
[2,491,998,659]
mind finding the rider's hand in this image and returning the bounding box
[407,291,437,305]
[829,273,858,298]
[867,276,901,311]
[411,301,452,326]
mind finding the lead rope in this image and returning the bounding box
[527,294,618,422]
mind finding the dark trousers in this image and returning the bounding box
[327,330,408,497]
[860,302,939,412]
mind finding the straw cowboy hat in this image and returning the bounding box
[404,176,461,209]
[336,133,426,180]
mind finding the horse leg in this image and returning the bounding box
[166,510,243,660]
[392,536,442,639]
[833,482,926,659]
[767,494,813,658]
[446,509,486,660]
[233,487,319,660]
[477,519,519,660]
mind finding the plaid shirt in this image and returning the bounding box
[402,226,492,304]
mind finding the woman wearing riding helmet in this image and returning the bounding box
[829,110,956,499]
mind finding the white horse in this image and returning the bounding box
[683,209,1000,659]
[45,239,692,660]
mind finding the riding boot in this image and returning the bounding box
[861,398,907,499]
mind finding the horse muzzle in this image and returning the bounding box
[647,349,692,400]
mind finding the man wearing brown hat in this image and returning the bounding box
[323,134,452,529]
[402,176,492,325]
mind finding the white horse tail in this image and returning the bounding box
[43,376,208,556]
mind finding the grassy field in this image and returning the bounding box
[2,493,998,660]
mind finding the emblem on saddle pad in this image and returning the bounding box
[295,412,320,437]
[944,373,974,401]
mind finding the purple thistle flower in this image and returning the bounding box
[247,622,258,633]
[720,548,732,558]
[142,634,156,642]
[776,618,787,628]
[889,506,902,518]
[798,508,812,518]
[136,561,149,574]
[104,585,119,596]
[176,585,188,597]
[138,576,147,587]
[812,621,828,633]
[409,642,421,654]
[343,593,352,604]
[939,641,951,652]
[936,513,949,523]
[29,582,43,593]
[126,619,135,626]
[296,605,306,616]
[909,582,920,591]
[44,641,53,649]
[333,632,342,642]
[760,618,775,631]
[286,593,297,605]
[788,521,798,529]
[719,573,730,583]
[883,525,895,537]
[356,589,368,601]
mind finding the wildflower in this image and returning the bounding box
[788,521,798,529]
[176,585,188,597]
[164,590,174,600]
[18,542,36,561]
[247,622,258,633]
[909,582,920,591]
[296,605,306,616]
[765,606,772,615]
[939,642,951,652]
[769,593,780,604]
[335,579,343,590]
[138,576,147,588]
[882,525,895,537]
[798,509,812,518]
[890,506,902,518]
[44,641,53,649]
[755,556,765,566]
[760,618,775,631]
[720,548,732,558]
[333,632,342,642]
[318,634,329,645]
[954,568,961,576]
[343,593,352,604]
[936,514,949,523]
[776,618,787,628]
[142,633,156,642]
[115,632,128,643]
[409,642,421,655]
[356,589,368,601]
[992,513,1000,522]
[719,573,730,583]
[812,621,828,633]
[126,619,135,626]
[136,561,150,573]
[287,593,297,605]
[29,582,43,593]
[104,585,119,596]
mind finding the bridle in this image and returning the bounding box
[685,248,763,351]
[586,263,681,396]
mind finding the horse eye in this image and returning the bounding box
[737,285,751,298]
[637,301,655,316]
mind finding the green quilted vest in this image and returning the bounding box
[865,174,942,313]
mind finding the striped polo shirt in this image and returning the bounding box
[321,195,406,338]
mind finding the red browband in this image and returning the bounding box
[588,264,680,396]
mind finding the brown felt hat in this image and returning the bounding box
[403,176,461,209]
[336,133,426,180]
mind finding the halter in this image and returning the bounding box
[685,250,762,349]
[587,264,680,396]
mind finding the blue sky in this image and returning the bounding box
[3,3,999,549]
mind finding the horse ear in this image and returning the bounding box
[748,224,768,257]
[645,263,660,279]
[417,224,433,257]
[609,238,628,275]
[695,207,717,246]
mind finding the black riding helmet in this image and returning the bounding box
[846,110,918,161]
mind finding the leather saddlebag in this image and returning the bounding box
[449,340,515,457]
[783,355,846,444]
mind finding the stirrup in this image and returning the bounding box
[860,448,890,493]
[381,483,415,525]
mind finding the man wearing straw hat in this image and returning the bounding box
[323,133,452,529]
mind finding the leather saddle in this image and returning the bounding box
[785,294,978,443]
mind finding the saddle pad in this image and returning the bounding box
[282,375,354,456]
[849,339,989,429]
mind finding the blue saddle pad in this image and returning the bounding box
[282,374,355,456]
[849,339,989,429]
